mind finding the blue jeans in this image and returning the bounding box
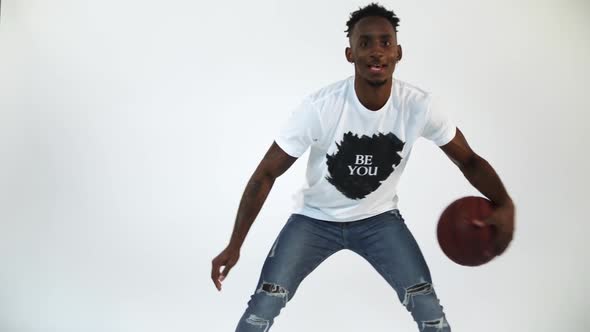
[235,210,451,331]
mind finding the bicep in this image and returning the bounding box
[256,141,298,179]
[439,128,478,169]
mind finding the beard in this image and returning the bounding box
[366,78,388,87]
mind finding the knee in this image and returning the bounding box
[257,282,289,299]
[401,280,451,331]
[420,317,450,331]
[401,280,435,308]
[247,281,291,317]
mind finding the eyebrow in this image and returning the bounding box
[358,33,394,39]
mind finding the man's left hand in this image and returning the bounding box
[476,201,515,256]
[485,202,514,255]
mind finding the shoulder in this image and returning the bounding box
[304,76,352,109]
[393,78,432,108]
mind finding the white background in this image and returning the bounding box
[1,0,589,331]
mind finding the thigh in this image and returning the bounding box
[329,211,450,329]
[349,210,433,296]
[252,214,344,299]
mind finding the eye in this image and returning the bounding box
[360,40,368,48]
[382,40,392,47]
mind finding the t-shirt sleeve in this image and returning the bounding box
[274,97,322,158]
[421,95,456,146]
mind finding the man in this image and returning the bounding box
[211,3,515,331]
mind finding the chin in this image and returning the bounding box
[366,77,389,87]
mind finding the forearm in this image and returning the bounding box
[460,155,513,207]
[440,129,515,254]
[227,173,275,250]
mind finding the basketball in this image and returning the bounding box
[437,196,496,266]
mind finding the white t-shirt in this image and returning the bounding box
[275,76,456,222]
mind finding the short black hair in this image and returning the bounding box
[345,3,400,37]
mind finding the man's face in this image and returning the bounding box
[346,16,402,86]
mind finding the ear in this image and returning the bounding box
[396,45,403,62]
[345,47,353,63]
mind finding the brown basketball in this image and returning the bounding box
[437,196,496,266]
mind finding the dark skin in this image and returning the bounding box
[345,16,402,111]
[211,15,514,291]
[211,143,296,291]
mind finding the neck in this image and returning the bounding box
[354,75,393,111]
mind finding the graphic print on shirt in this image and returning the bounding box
[325,132,405,200]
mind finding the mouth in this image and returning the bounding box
[368,63,387,73]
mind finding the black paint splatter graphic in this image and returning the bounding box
[325,132,404,199]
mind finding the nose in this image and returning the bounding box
[369,51,384,62]
[368,45,385,59]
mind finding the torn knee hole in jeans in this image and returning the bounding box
[402,281,433,307]
[259,282,288,296]
[256,282,289,304]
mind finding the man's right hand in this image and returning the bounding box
[211,246,240,291]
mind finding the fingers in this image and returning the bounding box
[211,258,223,291]
[472,219,486,228]
[211,248,240,291]
[211,257,237,291]
[472,218,504,256]
[475,206,515,257]
[211,256,227,291]
[494,229,512,255]
[220,261,235,281]
[471,217,508,255]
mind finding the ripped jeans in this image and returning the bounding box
[235,210,451,332]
